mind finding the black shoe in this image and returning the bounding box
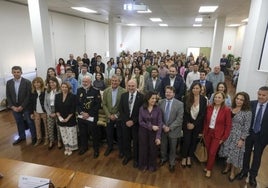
[104,148,113,156]
[236,171,248,180]
[93,151,99,158]
[169,165,175,173]
[159,160,167,166]
[122,157,131,165]
[31,138,37,145]
[12,138,25,145]
[249,176,257,187]
[119,152,124,159]
[78,149,88,155]
[133,161,138,168]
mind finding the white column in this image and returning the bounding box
[28,0,53,79]
[236,0,268,99]
[210,16,226,68]
[109,15,122,60]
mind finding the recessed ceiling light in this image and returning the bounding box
[137,9,152,13]
[193,24,202,27]
[159,24,168,27]
[71,7,97,13]
[242,18,248,23]
[195,17,203,22]
[199,6,218,13]
[150,18,162,22]
[127,23,137,26]
[228,24,240,27]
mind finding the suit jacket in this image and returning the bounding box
[203,105,232,141]
[250,100,268,145]
[29,90,46,114]
[144,77,162,94]
[160,76,185,101]
[183,95,207,134]
[102,86,126,120]
[67,59,78,79]
[44,90,60,115]
[6,77,32,110]
[119,91,144,125]
[193,79,213,98]
[158,98,184,138]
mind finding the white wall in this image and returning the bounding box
[121,26,141,53]
[222,27,237,55]
[140,27,214,54]
[234,25,247,57]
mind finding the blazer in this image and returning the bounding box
[29,90,46,114]
[44,90,60,115]
[193,79,213,98]
[144,77,162,94]
[183,95,207,134]
[6,77,32,110]
[158,98,184,138]
[102,86,126,120]
[250,100,268,145]
[203,105,232,141]
[160,75,185,101]
[119,91,144,125]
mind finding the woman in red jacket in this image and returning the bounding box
[203,91,232,178]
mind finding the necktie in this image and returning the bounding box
[200,80,205,85]
[165,100,171,123]
[129,93,134,116]
[254,104,263,133]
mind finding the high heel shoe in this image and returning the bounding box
[57,142,62,150]
[205,171,211,178]
[186,158,192,168]
[221,168,231,174]
[48,142,54,150]
[181,158,186,168]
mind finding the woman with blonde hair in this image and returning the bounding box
[30,77,48,146]
[55,82,78,155]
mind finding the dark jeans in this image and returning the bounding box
[78,119,100,152]
[106,120,123,153]
[12,110,36,139]
[242,132,267,178]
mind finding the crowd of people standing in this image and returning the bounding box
[5,49,268,187]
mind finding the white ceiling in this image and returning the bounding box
[7,0,251,27]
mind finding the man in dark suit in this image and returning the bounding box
[193,70,213,98]
[6,66,36,145]
[92,55,105,74]
[66,53,78,79]
[144,68,162,95]
[160,65,185,101]
[102,75,126,157]
[237,86,268,187]
[119,79,144,168]
[158,86,184,172]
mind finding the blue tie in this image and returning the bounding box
[165,100,171,123]
[253,104,263,133]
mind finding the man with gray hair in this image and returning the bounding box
[206,65,225,91]
[102,74,126,157]
[76,76,101,158]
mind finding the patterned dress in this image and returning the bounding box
[219,110,252,168]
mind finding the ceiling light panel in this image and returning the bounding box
[159,24,168,27]
[71,7,97,13]
[150,18,162,22]
[199,6,218,13]
[193,24,202,27]
[195,17,203,22]
[137,9,152,13]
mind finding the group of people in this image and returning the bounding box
[5,49,268,187]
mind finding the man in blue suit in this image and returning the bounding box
[6,66,36,145]
[237,86,268,187]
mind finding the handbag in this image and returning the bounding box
[194,137,207,162]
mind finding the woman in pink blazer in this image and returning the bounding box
[203,91,232,178]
